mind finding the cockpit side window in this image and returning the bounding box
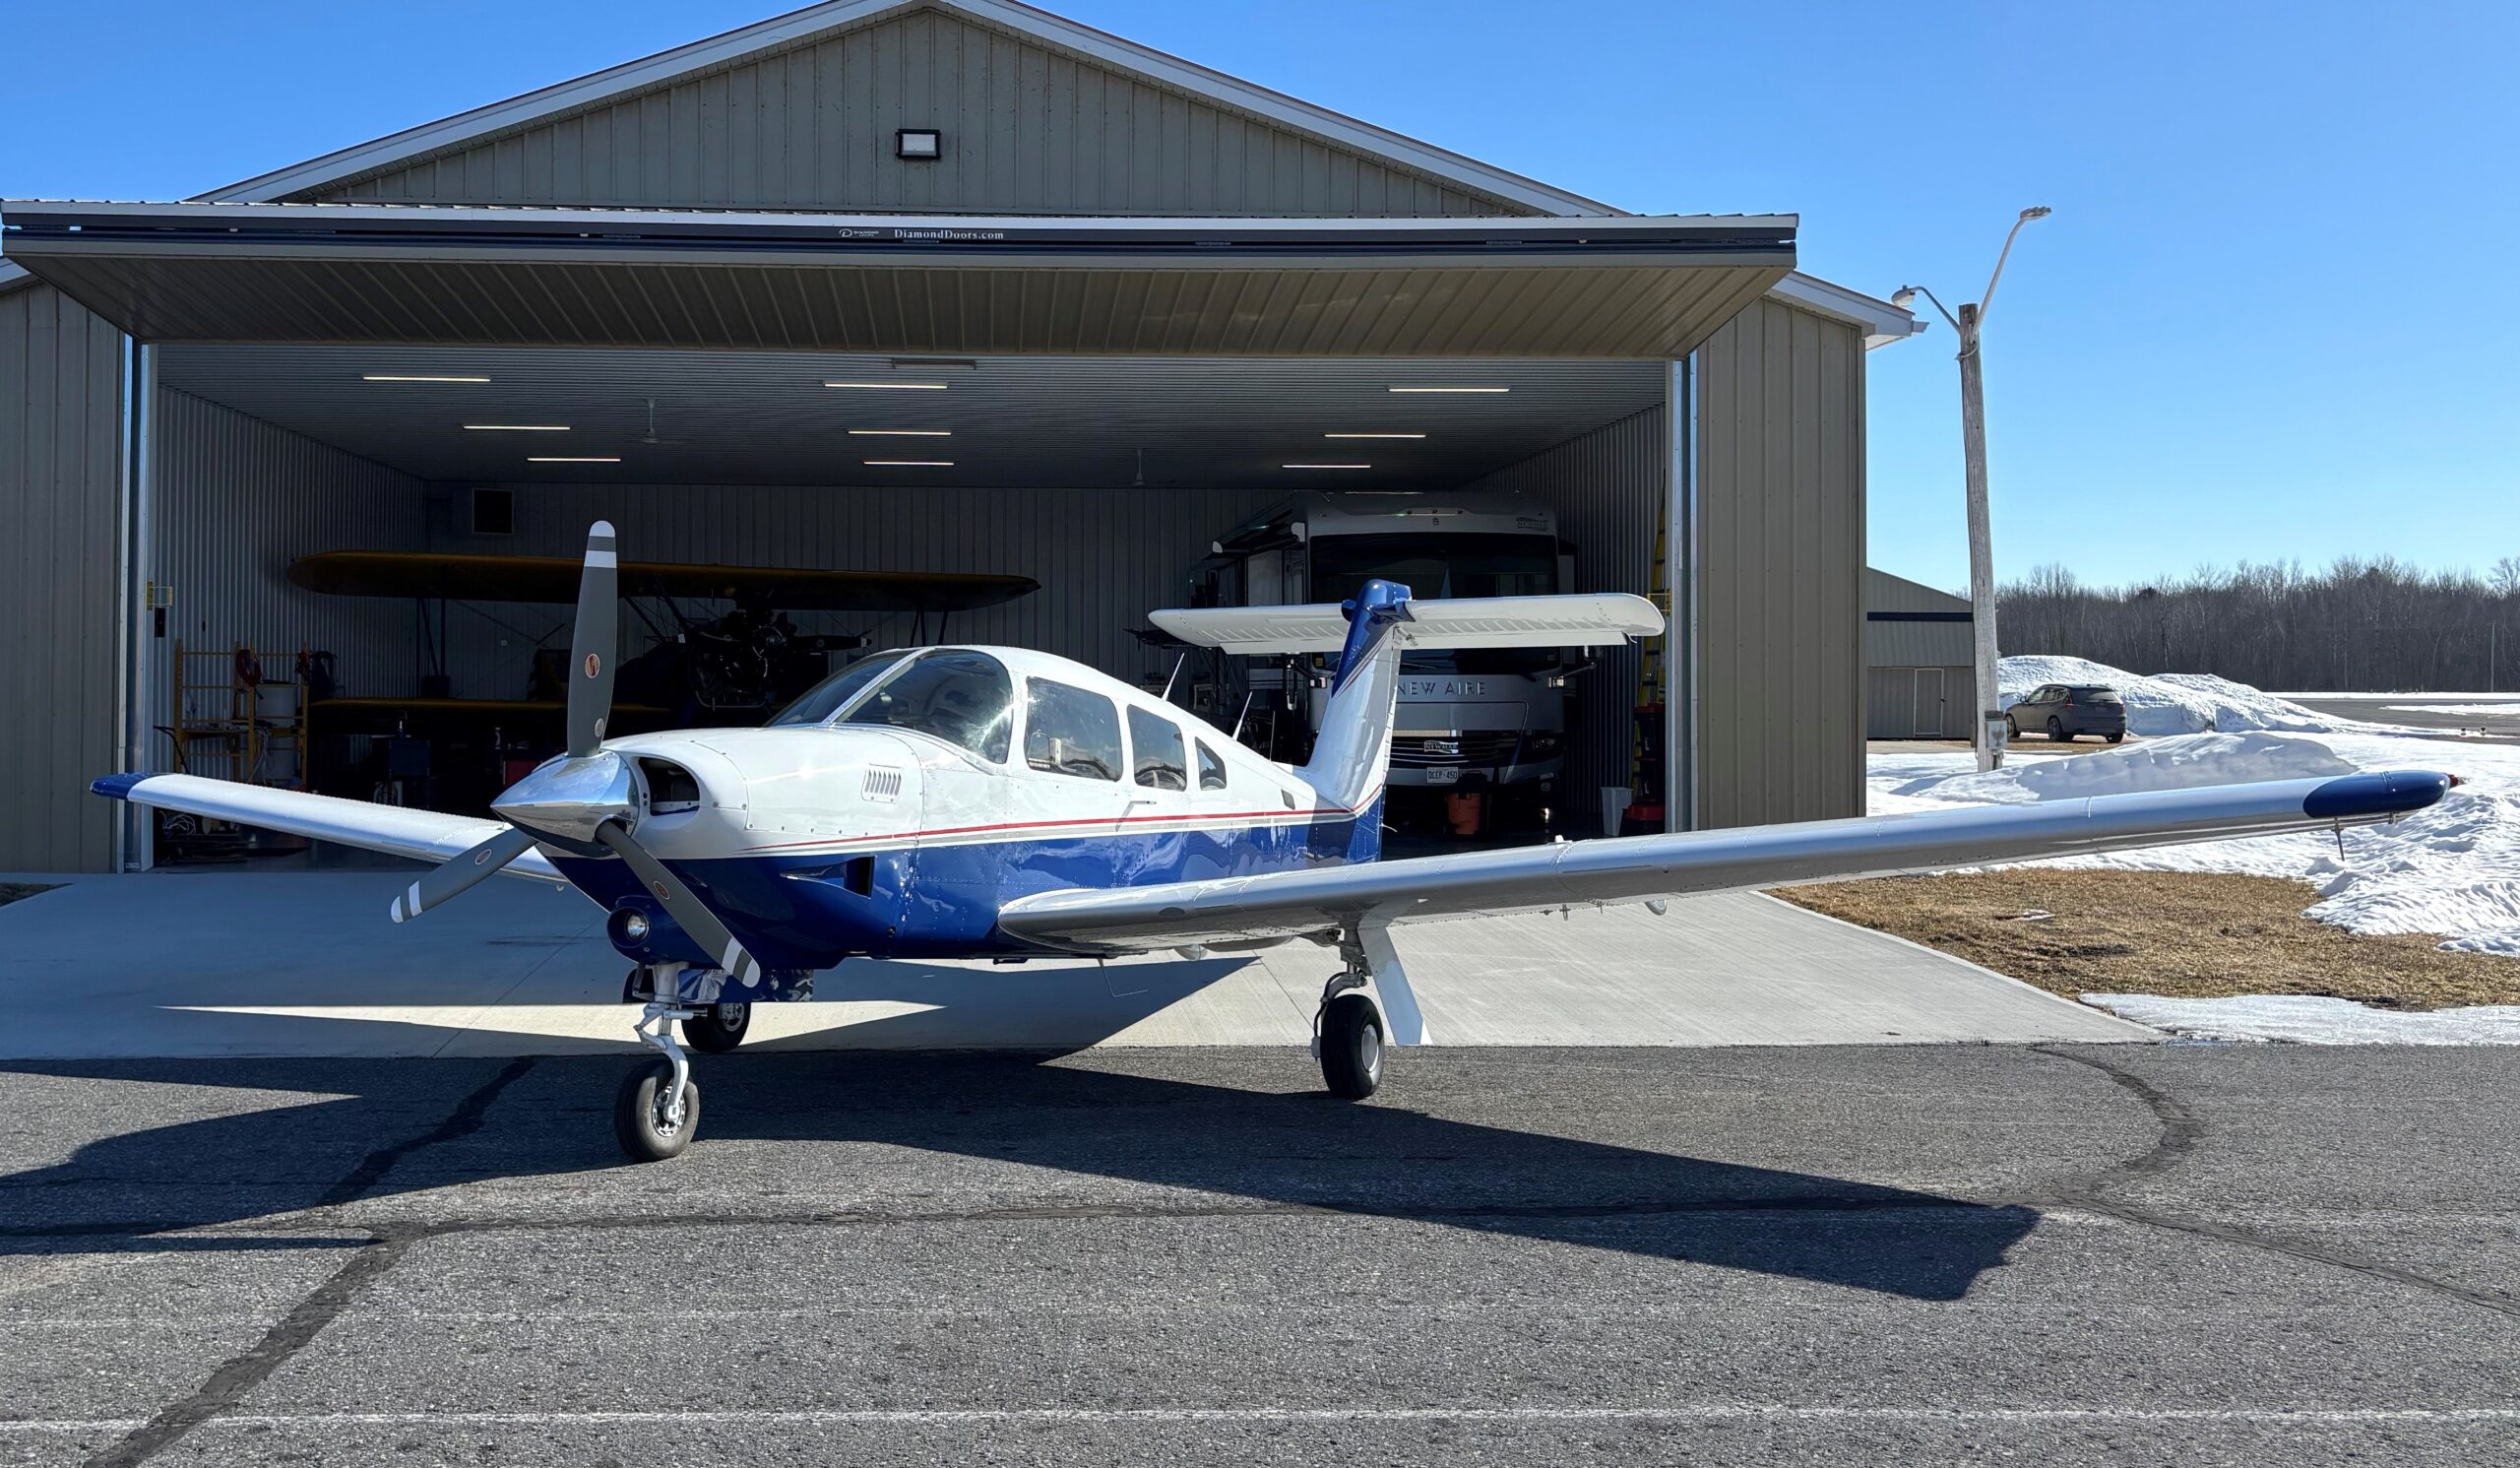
[768,650,914,727]
[1024,679,1122,782]
[841,650,1014,762]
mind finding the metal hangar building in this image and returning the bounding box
[0,0,1920,873]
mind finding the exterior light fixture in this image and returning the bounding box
[364,373,490,383]
[895,128,942,160]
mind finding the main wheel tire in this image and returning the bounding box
[1319,992,1385,1101]
[613,1058,699,1162]
[2048,717,2069,742]
[682,1001,751,1053]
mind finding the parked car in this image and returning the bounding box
[2006,683,2127,743]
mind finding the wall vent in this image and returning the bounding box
[861,766,904,802]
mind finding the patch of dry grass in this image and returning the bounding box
[1775,869,2520,1010]
[0,883,56,909]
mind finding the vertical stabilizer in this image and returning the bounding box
[1297,579,1413,815]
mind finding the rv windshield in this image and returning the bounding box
[1308,532,1559,673]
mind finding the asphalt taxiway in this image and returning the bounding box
[1,1044,2512,1466]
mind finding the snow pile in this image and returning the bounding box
[1997,655,2368,737]
[1895,731,2356,806]
[1874,728,2520,960]
[2083,993,2520,1045]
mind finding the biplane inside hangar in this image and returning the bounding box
[159,548,1037,851]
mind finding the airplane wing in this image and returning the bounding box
[1150,593,1661,654]
[92,774,569,885]
[994,771,2454,954]
[288,551,1040,613]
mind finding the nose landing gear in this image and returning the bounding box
[617,1000,701,1162]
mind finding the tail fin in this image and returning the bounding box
[1150,587,1665,813]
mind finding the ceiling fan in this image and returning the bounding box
[634,398,693,446]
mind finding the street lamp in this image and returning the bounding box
[1893,205,2050,772]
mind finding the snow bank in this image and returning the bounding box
[2083,993,2520,1045]
[1873,726,2520,960]
[1997,655,2370,737]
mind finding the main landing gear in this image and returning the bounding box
[1312,925,1428,1101]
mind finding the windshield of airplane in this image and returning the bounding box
[838,649,1015,761]
[766,650,914,727]
[1308,531,1561,673]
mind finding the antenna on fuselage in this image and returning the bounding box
[1230,690,1255,741]
[1160,651,1187,705]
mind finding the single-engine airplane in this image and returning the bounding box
[94,524,2457,1161]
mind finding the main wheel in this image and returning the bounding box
[613,1058,700,1162]
[2048,717,2069,742]
[682,1001,751,1053]
[1319,991,1384,1100]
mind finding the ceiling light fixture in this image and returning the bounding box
[824,381,950,390]
[1284,463,1371,470]
[364,373,490,383]
[464,424,570,431]
[527,456,621,464]
[1388,386,1509,394]
[1323,432,1426,439]
[848,428,952,436]
[865,459,955,467]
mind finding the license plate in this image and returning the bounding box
[1424,765,1461,786]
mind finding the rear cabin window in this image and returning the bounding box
[840,650,1013,762]
[1196,740,1228,792]
[1025,679,1122,782]
[1129,707,1187,791]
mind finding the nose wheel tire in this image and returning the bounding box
[614,1058,700,1162]
[1319,991,1385,1100]
[681,1001,751,1053]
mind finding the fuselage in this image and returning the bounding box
[536,645,1381,972]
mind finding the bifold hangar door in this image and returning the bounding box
[0,202,1792,356]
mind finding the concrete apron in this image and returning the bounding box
[0,870,2151,1057]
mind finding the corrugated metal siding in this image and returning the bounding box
[1865,665,1973,739]
[0,284,125,872]
[420,482,1279,709]
[1456,406,1664,804]
[1695,298,1866,828]
[1864,567,1974,666]
[309,6,1525,219]
[146,392,426,758]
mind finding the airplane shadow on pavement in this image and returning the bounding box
[0,1030,2039,1304]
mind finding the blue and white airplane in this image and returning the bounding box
[94,524,2457,1160]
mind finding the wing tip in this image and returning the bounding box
[90,772,151,800]
[2301,770,2453,820]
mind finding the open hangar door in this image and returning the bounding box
[2,201,1782,863]
[136,343,1673,850]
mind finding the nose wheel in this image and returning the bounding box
[617,1000,702,1162]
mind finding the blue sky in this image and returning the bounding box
[8,1,2514,592]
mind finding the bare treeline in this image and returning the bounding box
[1996,558,2520,692]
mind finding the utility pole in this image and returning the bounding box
[1896,206,2050,772]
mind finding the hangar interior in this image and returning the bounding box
[140,345,1672,830]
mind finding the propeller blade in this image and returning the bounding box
[388,826,536,924]
[592,821,764,987]
[567,520,619,758]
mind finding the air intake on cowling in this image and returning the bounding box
[861,766,904,803]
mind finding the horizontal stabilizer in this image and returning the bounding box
[1150,594,1663,655]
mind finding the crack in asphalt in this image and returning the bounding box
[2031,1045,2520,1322]
[80,1058,537,1468]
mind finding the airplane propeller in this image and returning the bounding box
[384,521,765,985]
